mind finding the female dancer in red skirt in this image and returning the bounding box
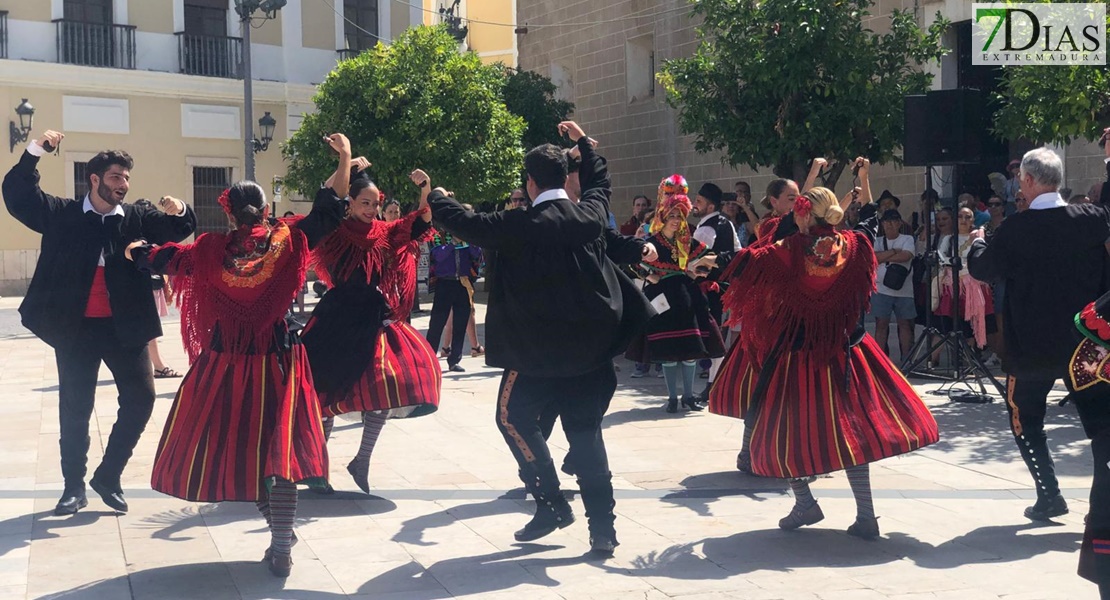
[301,167,439,494]
[709,187,938,538]
[126,133,353,577]
[626,192,725,412]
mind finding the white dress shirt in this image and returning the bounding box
[1027,192,1066,211]
[693,211,742,250]
[532,188,570,207]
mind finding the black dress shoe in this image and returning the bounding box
[89,478,128,513]
[54,489,88,516]
[514,492,575,542]
[1024,494,1068,521]
[589,533,620,556]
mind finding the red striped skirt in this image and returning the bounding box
[713,334,938,478]
[151,347,329,502]
[319,321,441,418]
[707,337,759,419]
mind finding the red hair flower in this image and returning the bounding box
[217,189,233,215]
[793,195,812,219]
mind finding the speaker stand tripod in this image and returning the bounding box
[899,168,1006,402]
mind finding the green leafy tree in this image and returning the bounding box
[501,67,575,149]
[283,25,525,204]
[992,1,1110,145]
[658,0,948,188]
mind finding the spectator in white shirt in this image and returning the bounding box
[871,209,917,359]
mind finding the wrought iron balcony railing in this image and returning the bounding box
[53,19,137,69]
[176,32,243,79]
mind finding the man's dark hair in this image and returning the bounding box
[86,150,134,187]
[735,181,751,193]
[524,144,568,191]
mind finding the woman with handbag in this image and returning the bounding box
[871,209,916,359]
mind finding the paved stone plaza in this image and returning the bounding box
[0,296,1099,599]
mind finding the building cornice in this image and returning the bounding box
[0,59,318,105]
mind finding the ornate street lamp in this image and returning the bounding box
[9,98,34,153]
[440,0,468,44]
[235,0,286,178]
[252,111,277,153]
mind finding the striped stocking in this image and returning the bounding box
[268,478,298,556]
[355,411,387,465]
[846,464,874,520]
[255,497,271,528]
[789,478,817,509]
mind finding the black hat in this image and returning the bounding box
[878,190,901,207]
[880,209,903,222]
[697,182,723,206]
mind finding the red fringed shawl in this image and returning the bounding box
[310,209,431,318]
[722,226,876,360]
[156,221,309,364]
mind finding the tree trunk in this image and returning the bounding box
[822,161,847,192]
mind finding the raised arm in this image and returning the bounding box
[138,195,197,244]
[563,121,611,225]
[856,157,873,206]
[2,131,69,233]
[802,157,827,194]
[322,134,353,199]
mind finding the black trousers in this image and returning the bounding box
[1071,383,1110,593]
[1004,376,1061,499]
[425,279,472,367]
[55,318,156,488]
[496,363,616,483]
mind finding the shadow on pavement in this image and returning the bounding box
[38,561,349,600]
[0,509,117,559]
[392,494,527,546]
[925,397,1090,478]
[659,471,790,517]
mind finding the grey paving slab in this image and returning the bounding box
[0,296,1103,598]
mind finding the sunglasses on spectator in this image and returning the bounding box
[987,202,1004,207]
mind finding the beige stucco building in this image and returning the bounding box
[0,0,516,295]
[516,0,1108,222]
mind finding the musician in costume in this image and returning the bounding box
[626,192,725,413]
[709,187,938,538]
[125,133,353,578]
[302,166,439,495]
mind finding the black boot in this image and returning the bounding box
[514,461,575,542]
[681,395,703,411]
[665,397,678,413]
[579,473,619,556]
[1016,433,1068,521]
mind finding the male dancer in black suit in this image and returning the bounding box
[969,145,1110,522]
[430,121,650,555]
[3,129,197,515]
